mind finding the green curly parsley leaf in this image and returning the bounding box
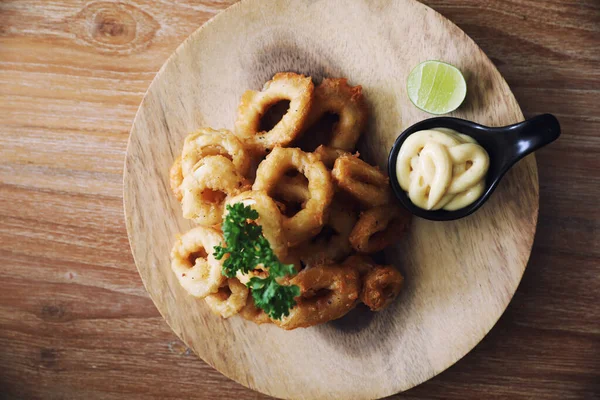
[213,203,300,320]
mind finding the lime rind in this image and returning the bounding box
[407,60,467,115]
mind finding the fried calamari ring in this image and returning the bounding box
[349,204,411,253]
[274,264,360,330]
[181,128,251,177]
[342,255,404,311]
[226,190,287,260]
[169,156,184,202]
[313,145,351,170]
[253,147,334,246]
[170,226,225,298]
[302,78,368,151]
[181,156,249,226]
[292,200,357,265]
[342,254,377,275]
[239,297,272,325]
[234,73,314,155]
[332,155,392,208]
[360,265,404,311]
[204,278,249,318]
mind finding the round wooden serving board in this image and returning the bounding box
[124,0,539,399]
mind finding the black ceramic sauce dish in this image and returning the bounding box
[387,114,561,221]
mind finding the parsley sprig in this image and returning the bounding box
[213,203,300,320]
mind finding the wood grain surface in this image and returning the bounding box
[1,0,598,399]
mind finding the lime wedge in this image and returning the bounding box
[407,60,467,115]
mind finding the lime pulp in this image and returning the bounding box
[407,60,467,115]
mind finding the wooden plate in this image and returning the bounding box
[123,0,538,398]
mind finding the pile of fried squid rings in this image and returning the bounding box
[169,72,411,330]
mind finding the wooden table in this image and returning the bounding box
[1,1,598,399]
